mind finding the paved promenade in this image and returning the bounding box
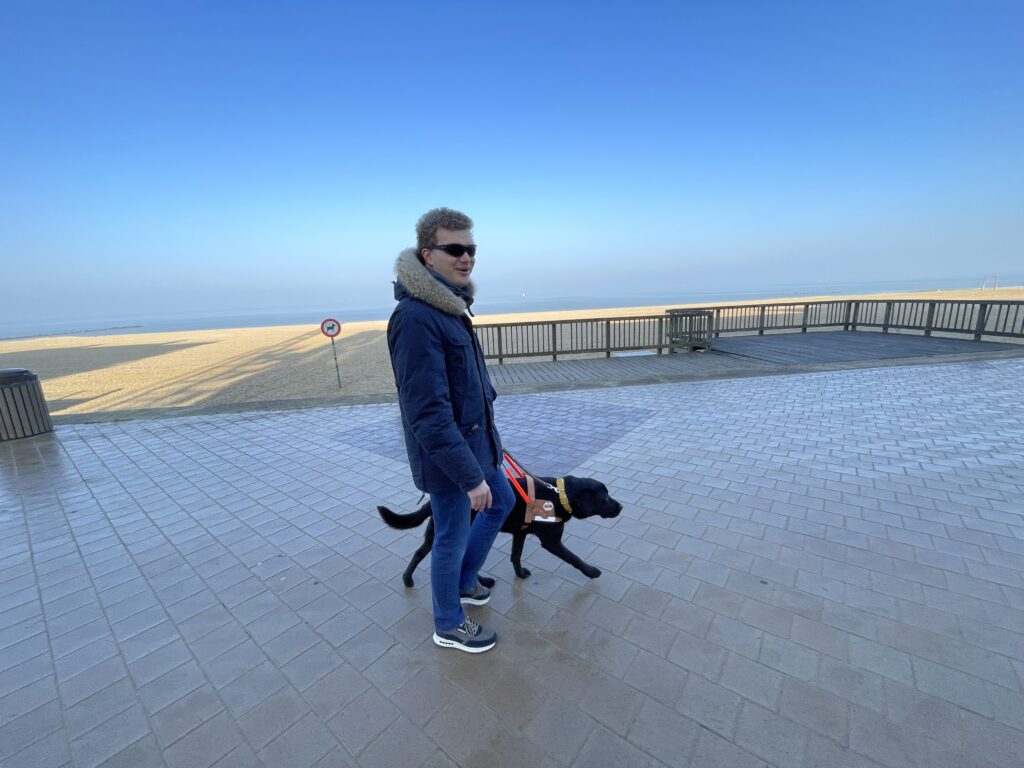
[488,331,1024,393]
[2,358,1023,767]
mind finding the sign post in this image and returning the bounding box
[320,318,342,390]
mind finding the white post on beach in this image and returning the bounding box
[320,318,342,390]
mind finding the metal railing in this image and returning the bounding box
[474,300,1024,363]
[475,315,677,363]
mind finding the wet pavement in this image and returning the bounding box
[2,357,1023,768]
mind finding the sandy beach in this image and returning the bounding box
[3,287,1021,421]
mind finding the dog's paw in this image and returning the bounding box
[515,567,532,579]
[402,574,414,588]
[478,575,495,589]
[582,565,602,579]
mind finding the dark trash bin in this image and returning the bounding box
[0,369,54,441]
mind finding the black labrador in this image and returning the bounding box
[377,475,624,587]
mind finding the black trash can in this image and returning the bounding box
[0,369,54,441]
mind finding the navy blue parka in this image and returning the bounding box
[387,249,503,494]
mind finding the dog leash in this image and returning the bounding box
[503,451,557,494]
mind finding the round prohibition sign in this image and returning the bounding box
[320,318,341,338]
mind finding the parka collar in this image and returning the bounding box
[393,248,476,316]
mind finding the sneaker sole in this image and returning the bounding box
[432,633,496,653]
[459,595,490,606]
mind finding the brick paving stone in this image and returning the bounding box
[127,639,192,687]
[523,691,597,764]
[64,678,138,739]
[208,743,264,768]
[0,700,64,761]
[910,656,995,717]
[217,661,288,716]
[719,652,784,710]
[257,712,337,768]
[201,639,263,689]
[624,649,689,707]
[660,596,714,636]
[882,679,966,744]
[622,613,679,657]
[0,674,57,724]
[803,734,887,768]
[60,656,128,708]
[423,694,501,766]
[92,735,165,768]
[707,614,764,659]
[739,597,796,637]
[573,725,654,768]
[626,699,700,768]
[849,636,916,686]
[363,642,423,696]
[329,687,400,756]
[150,684,224,748]
[667,631,727,680]
[790,615,851,661]
[735,701,810,768]
[676,673,743,738]
[577,672,645,737]
[956,709,1024,768]
[390,667,458,727]
[162,710,244,768]
[280,641,344,691]
[781,677,851,745]
[693,727,775,768]
[848,705,932,768]
[68,704,151,768]
[462,730,561,768]
[1,728,72,768]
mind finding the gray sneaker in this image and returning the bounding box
[433,617,496,653]
[459,584,491,606]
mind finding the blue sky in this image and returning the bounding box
[2,1,1022,328]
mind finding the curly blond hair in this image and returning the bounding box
[415,207,473,261]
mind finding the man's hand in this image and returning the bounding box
[467,479,492,512]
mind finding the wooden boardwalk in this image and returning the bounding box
[487,330,1024,392]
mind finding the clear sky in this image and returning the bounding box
[2,1,1023,328]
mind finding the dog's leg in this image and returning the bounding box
[403,519,435,588]
[536,528,601,578]
[510,531,531,579]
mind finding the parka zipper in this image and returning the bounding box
[463,314,500,464]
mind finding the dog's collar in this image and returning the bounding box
[556,478,573,514]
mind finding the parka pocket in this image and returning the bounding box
[444,335,474,419]
[444,335,472,373]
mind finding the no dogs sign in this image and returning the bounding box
[321,318,341,338]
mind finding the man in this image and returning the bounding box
[387,207,513,653]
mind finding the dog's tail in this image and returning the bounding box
[376,504,431,530]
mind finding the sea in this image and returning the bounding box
[2,276,1019,341]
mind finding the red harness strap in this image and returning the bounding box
[503,452,532,505]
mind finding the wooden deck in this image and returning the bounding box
[486,330,1024,392]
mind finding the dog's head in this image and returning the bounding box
[561,476,623,520]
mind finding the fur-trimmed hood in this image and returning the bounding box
[393,248,475,316]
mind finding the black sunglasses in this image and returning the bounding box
[431,243,477,258]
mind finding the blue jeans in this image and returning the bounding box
[429,467,514,632]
